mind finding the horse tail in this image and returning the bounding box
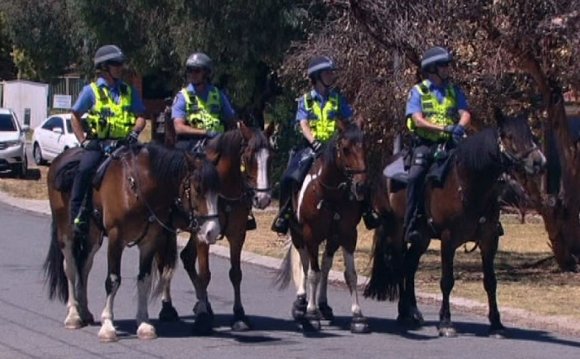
[363,214,403,301]
[43,218,68,303]
[274,238,295,290]
[151,231,178,299]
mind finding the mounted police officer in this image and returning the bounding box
[70,44,146,234]
[172,52,236,151]
[404,46,471,243]
[271,55,379,235]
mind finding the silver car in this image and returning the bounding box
[0,108,28,178]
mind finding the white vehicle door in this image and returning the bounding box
[42,117,62,158]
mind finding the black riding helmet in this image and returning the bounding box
[94,45,126,69]
[307,56,337,87]
[421,46,453,73]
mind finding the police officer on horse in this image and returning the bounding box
[70,45,146,234]
[271,55,379,235]
[404,46,471,243]
[172,52,236,151]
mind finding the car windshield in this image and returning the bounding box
[0,114,17,131]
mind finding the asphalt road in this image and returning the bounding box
[0,201,579,359]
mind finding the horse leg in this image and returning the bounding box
[303,240,322,331]
[61,237,83,329]
[228,232,251,331]
[291,245,309,320]
[343,246,370,334]
[398,237,429,328]
[191,239,213,335]
[438,233,457,337]
[480,233,507,338]
[98,228,123,342]
[318,241,337,323]
[135,238,159,340]
[76,228,102,326]
[158,232,179,322]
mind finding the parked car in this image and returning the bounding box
[0,108,28,178]
[32,113,83,165]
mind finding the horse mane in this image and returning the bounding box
[246,127,270,152]
[144,143,188,188]
[455,128,502,174]
[320,123,363,167]
[205,128,244,158]
[194,153,221,194]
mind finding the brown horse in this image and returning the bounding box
[364,110,546,337]
[43,143,221,341]
[158,122,275,333]
[275,122,371,333]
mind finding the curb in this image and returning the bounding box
[1,191,579,336]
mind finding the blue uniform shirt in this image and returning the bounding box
[72,77,146,115]
[295,89,353,123]
[171,83,236,122]
[405,79,468,118]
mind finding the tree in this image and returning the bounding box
[280,0,580,270]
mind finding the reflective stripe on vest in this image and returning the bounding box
[304,92,340,143]
[406,80,457,142]
[86,82,136,139]
[181,87,224,132]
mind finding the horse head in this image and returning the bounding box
[239,121,274,209]
[495,109,546,175]
[182,153,221,244]
[333,120,368,201]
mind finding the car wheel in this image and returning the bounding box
[13,154,27,179]
[33,143,47,166]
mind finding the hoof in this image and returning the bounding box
[489,325,507,339]
[318,302,334,322]
[297,318,321,332]
[98,323,118,342]
[192,312,213,336]
[159,301,179,322]
[351,316,371,334]
[291,296,307,320]
[396,314,423,329]
[232,308,251,331]
[193,301,214,320]
[137,323,158,340]
[81,312,95,326]
[64,315,83,330]
[438,325,457,338]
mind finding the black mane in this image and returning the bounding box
[321,123,363,167]
[145,143,188,188]
[455,128,501,174]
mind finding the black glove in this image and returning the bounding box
[310,140,323,155]
[126,130,140,144]
[81,139,98,151]
[443,124,456,134]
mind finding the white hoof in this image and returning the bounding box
[98,322,118,342]
[64,313,83,329]
[137,322,157,340]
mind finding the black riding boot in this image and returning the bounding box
[361,196,380,230]
[271,200,293,235]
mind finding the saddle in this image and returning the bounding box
[383,147,456,190]
[53,142,128,192]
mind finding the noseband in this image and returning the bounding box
[497,135,540,171]
[175,171,219,232]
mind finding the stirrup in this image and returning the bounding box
[362,211,381,230]
[271,216,289,235]
[246,213,257,231]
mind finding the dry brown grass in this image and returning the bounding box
[2,165,579,322]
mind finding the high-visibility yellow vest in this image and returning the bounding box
[86,82,136,139]
[181,87,224,132]
[303,92,340,143]
[406,80,457,142]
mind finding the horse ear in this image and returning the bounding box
[264,121,275,139]
[238,120,253,141]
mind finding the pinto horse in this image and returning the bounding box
[43,143,221,341]
[364,110,546,337]
[158,122,275,333]
[275,122,371,333]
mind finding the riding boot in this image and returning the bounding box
[271,200,293,235]
[361,199,380,230]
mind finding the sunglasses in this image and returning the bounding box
[188,68,204,74]
[107,61,124,67]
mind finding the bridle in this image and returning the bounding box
[174,168,219,232]
[497,133,541,172]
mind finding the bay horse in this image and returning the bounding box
[364,110,546,337]
[275,121,371,333]
[43,143,221,341]
[158,121,275,333]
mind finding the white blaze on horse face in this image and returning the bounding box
[253,148,271,209]
[197,191,220,245]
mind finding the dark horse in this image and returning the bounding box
[275,121,371,333]
[43,143,221,341]
[364,110,546,337]
[159,121,275,333]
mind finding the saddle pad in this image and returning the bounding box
[383,152,409,184]
[53,148,84,192]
